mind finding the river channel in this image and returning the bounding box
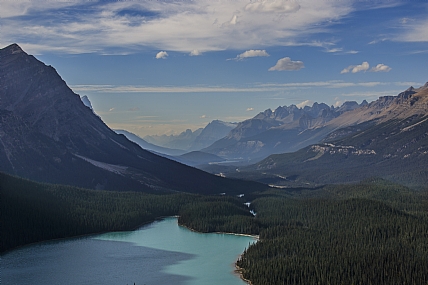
[2,217,256,285]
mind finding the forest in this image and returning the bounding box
[2,172,428,284]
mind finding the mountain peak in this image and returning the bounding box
[2,43,24,55]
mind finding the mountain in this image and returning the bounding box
[114,129,186,156]
[144,120,237,151]
[0,43,266,195]
[144,128,203,150]
[202,101,365,161]
[188,120,238,151]
[226,83,428,188]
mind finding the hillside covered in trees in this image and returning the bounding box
[2,172,428,284]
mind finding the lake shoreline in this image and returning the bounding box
[235,263,253,285]
[3,216,258,285]
[1,215,173,255]
[177,220,258,285]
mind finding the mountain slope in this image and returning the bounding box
[114,129,186,156]
[0,44,266,195]
[203,101,364,161]
[228,84,428,188]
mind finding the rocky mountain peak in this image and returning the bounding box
[417,82,428,91]
[1,43,23,55]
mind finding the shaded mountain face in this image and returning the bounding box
[228,83,428,188]
[203,101,365,161]
[0,44,265,195]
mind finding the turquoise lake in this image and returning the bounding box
[2,217,256,285]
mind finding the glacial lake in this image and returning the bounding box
[2,217,256,285]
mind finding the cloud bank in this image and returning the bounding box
[0,0,353,54]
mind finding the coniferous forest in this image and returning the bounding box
[2,172,428,284]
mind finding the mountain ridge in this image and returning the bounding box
[223,83,428,188]
[201,84,428,162]
[0,43,266,195]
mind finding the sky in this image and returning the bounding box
[1,0,428,137]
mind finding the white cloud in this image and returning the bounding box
[400,18,410,24]
[231,49,270,60]
[200,115,207,119]
[156,51,168,59]
[325,48,343,53]
[230,14,238,25]
[246,107,254,111]
[341,62,369,74]
[0,0,354,54]
[71,80,392,94]
[398,18,428,42]
[296,100,313,108]
[190,50,202,56]
[333,100,343,107]
[370,64,391,72]
[245,0,301,13]
[368,38,388,45]
[269,57,304,71]
[109,108,115,112]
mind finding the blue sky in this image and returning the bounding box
[1,0,427,136]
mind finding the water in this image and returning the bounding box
[2,217,256,285]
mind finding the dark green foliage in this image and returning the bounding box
[0,172,258,252]
[178,197,259,234]
[0,172,197,252]
[237,187,428,285]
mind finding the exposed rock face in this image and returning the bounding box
[0,44,264,195]
[203,101,367,160]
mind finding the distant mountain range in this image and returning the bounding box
[115,129,225,166]
[114,129,187,156]
[201,100,368,161]
[220,83,428,188]
[144,120,237,151]
[0,44,265,195]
